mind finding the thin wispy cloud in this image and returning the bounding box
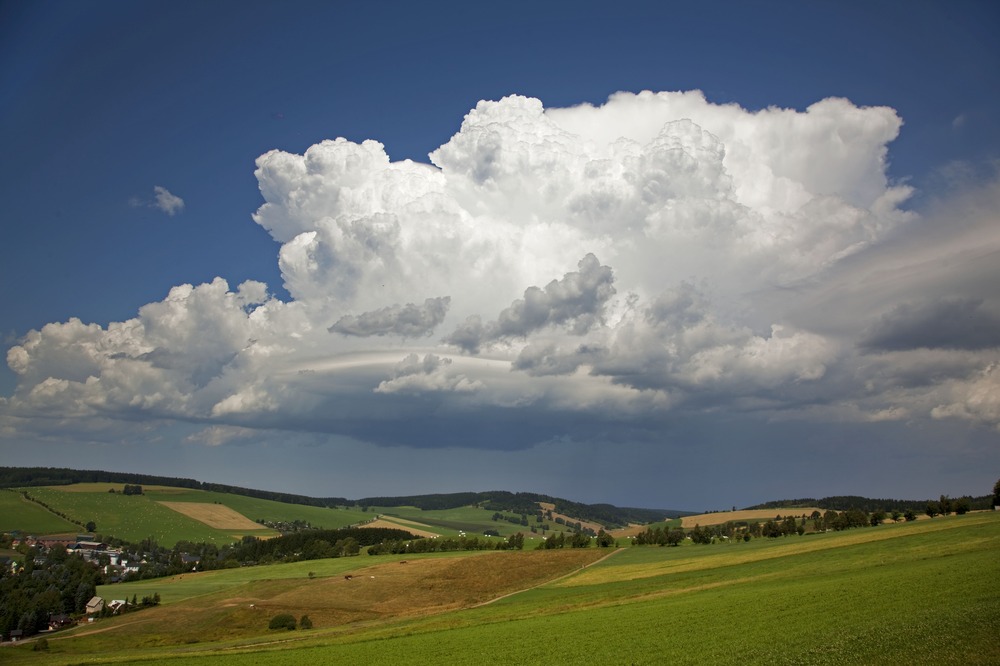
[130,186,185,215]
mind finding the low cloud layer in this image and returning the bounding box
[5,91,1000,456]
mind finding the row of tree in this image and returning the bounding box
[367,532,525,555]
[747,493,990,514]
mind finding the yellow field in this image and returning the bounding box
[680,508,824,528]
[362,517,439,538]
[159,502,264,530]
[539,502,605,534]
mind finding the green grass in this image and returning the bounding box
[375,504,569,537]
[16,486,244,546]
[0,488,79,534]
[7,485,375,547]
[97,553,372,605]
[9,512,998,665]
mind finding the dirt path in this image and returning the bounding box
[473,547,624,607]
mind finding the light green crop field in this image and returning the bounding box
[0,489,78,534]
[8,512,998,665]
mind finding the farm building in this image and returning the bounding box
[86,596,105,614]
[48,613,74,631]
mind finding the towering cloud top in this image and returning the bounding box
[5,91,999,449]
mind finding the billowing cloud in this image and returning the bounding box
[4,91,999,450]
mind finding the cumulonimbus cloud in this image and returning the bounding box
[5,90,1000,447]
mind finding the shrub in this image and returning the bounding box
[268,613,297,630]
[299,614,313,629]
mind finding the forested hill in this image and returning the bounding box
[0,467,350,508]
[745,494,993,513]
[358,490,689,527]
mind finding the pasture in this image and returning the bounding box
[14,486,270,546]
[5,484,381,546]
[0,489,78,534]
[6,512,997,665]
[375,503,577,538]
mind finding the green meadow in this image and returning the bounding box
[0,489,78,534]
[375,503,582,537]
[7,512,997,664]
[18,486,240,545]
[7,485,374,546]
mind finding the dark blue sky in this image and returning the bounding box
[1,1,998,508]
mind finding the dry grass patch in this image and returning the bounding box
[250,549,607,627]
[538,502,605,534]
[680,508,823,527]
[361,517,439,538]
[62,550,608,649]
[159,502,264,530]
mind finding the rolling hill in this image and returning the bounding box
[3,511,997,664]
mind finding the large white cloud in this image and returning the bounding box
[5,91,999,446]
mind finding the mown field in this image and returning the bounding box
[7,485,375,546]
[5,512,998,664]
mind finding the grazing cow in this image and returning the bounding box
[344,574,353,581]
[399,560,408,564]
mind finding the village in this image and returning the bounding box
[1,532,168,643]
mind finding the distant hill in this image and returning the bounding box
[745,495,993,513]
[358,491,692,528]
[0,467,689,530]
[0,466,349,509]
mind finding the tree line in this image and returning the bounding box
[745,493,991,514]
[360,490,674,528]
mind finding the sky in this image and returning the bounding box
[1,0,998,511]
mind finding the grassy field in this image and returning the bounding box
[375,503,580,539]
[13,486,273,546]
[0,489,79,534]
[6,512,997,664]
[5,485,378,546]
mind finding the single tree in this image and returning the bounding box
[299,615,313,630]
